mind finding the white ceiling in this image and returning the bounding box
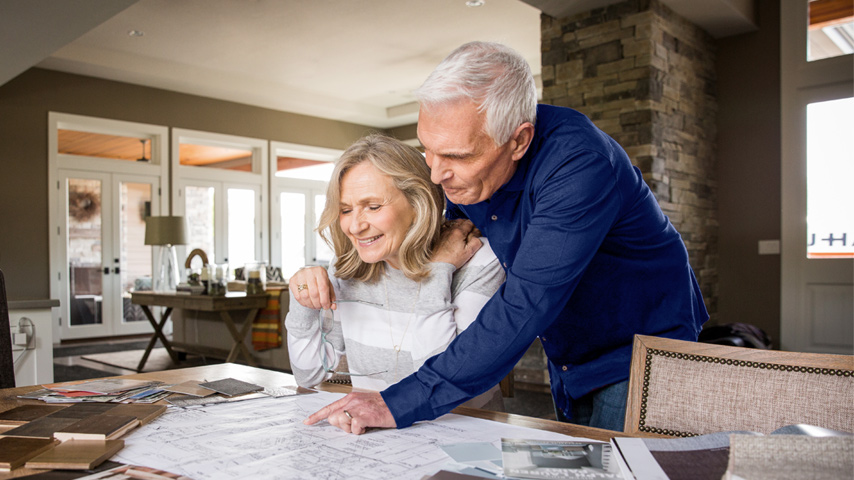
[32,0,543,129]
[2,0,755,130]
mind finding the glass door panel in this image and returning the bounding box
[806,96,854,258]
[67,177,105,331]
[185,185,217,264]
[118,181,153,326]
[314,193,333,265]
[279,191,306,279]
[227,187,257,269]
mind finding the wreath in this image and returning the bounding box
[68,190,101,221]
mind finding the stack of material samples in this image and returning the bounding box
[0,402,166,471]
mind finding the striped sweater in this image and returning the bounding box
[286,239,505,400]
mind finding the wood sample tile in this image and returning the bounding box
[53,414,139,442]
[0,437,58,470]
[0,405,66,426]
[25,439,124,470]
[105,404,167,425]
[0,417,79,439]
[46,403,114,419]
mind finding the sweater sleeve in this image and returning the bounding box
[450,239,506,333]
[285,270,345,388]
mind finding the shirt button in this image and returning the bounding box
[491,215,498,221]
[562,365,568,372]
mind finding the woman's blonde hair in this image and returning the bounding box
[318,134,445,282]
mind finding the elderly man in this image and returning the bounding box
[294,41,708,433]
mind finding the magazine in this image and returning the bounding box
[501,438,624,479]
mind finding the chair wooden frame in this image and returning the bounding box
[624,334,854,437]
[0,269,14,389]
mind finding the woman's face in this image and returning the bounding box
[338,161,415,269]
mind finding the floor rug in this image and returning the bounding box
[54,340,162,359]
[82,348,175,373]
[82,348,221,373]
[53,364,115,382]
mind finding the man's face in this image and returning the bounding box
[417,100,520,205]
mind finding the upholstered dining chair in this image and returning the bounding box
[624,334,854,437]
[0,269,15,388]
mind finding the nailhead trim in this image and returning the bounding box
[637,348,853,437]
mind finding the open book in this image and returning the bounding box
[611,424,853,480]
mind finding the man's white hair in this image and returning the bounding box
[414,41,537,146]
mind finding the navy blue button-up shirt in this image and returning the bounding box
[382,104,708,427]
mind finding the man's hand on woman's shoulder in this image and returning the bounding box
[432,219,482,269]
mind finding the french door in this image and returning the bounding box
[58,170,160,339]
[173,179,263,272]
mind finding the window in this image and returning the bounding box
[270,142,342,279]
[172,129,268,271]
[58,130,155,163]
[808,0,854,61]
[806,97,854,258]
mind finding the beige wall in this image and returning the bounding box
[0,68,382,300]
[715,1,781,347]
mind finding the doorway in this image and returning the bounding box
[49,112,170,341]
[58,170,161,339]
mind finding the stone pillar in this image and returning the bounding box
[516,0,719,392]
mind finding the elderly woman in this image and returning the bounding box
[285,134,505,412]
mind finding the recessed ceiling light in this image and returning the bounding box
[466,0,484,7]
[128,30,144,37]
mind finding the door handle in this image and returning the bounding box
[103,267,110,275]
[113,267,121,274]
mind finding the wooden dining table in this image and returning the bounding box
[0,363,631,479]
[130,291,268,372]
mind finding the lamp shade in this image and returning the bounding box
[144,216,188,246]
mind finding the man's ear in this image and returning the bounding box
[510,122,535,161]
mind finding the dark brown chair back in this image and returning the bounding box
[0,269,15,388]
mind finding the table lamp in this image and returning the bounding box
[144,216,188,292]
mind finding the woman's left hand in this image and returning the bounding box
[289,266,336,310]
[431,219,482,269]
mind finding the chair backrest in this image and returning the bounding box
[0,269,15,388]
[624,334,854,437]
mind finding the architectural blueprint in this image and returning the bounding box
[112,391,586,479]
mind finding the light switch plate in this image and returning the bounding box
[758,240,781,255]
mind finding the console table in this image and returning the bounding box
[130,292,268,372]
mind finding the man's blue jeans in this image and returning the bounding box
[554,380,629,432]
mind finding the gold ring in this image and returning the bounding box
[297,283,308,292]
[344,410,353,419]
